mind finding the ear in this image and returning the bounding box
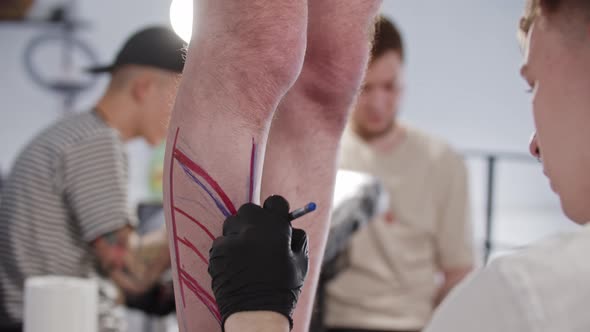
[131,74,155,103]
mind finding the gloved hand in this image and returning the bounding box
[208,195,309,330]
[125,280,176,316]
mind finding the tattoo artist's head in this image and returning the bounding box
[520,0,590,223]
[93,26,185,147]
[351,16,404,141]
[102,65,180,146]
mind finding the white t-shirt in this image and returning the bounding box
[425,223,590,332]
[325,125,474,330]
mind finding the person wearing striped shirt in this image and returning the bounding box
[0,26,185,332]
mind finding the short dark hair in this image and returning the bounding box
[371,15,404,63]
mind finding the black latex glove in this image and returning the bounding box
[125,280,176,316]
[208,195,309,330]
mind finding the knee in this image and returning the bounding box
[194,4,308,110]
[238,26,307,103]
[300,49,370,109]
[291,34,372,135]
[299,0,383,108]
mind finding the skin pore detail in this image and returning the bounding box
[167,127,259,327]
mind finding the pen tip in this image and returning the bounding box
[307,202,317,212]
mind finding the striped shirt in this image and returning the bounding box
[0,111,136,327]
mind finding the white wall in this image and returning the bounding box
[0,0,579,257]
[380,1,578,254]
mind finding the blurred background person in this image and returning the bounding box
[324,16,474,332]
[0,26,184,332]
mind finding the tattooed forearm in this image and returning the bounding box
[94,227,171,295]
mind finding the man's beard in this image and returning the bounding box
[354,119,396,142]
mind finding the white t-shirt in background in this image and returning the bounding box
[425,223,590,332]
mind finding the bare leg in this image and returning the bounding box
[261,1,382,331]
[163,1,307,330]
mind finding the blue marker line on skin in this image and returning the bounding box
[289,202,317,221]
[178,162,231,217]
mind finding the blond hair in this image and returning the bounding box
[518,0,542,47]
[518,0,590,47]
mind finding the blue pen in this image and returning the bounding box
[289,202,317,221]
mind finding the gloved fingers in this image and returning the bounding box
[228,197,292,230]
[263,195,290,216]
[291,228,308,255]
[223,203,260,235]
[262,195,293,237]
[208,248,224,282]
[208,236,229,263]
[209,235,249,265]
[222,215,240,236]
[233,202,267,227]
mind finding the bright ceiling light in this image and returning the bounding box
[169,0,193,43]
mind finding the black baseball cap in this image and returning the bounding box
[88,26,186,74]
